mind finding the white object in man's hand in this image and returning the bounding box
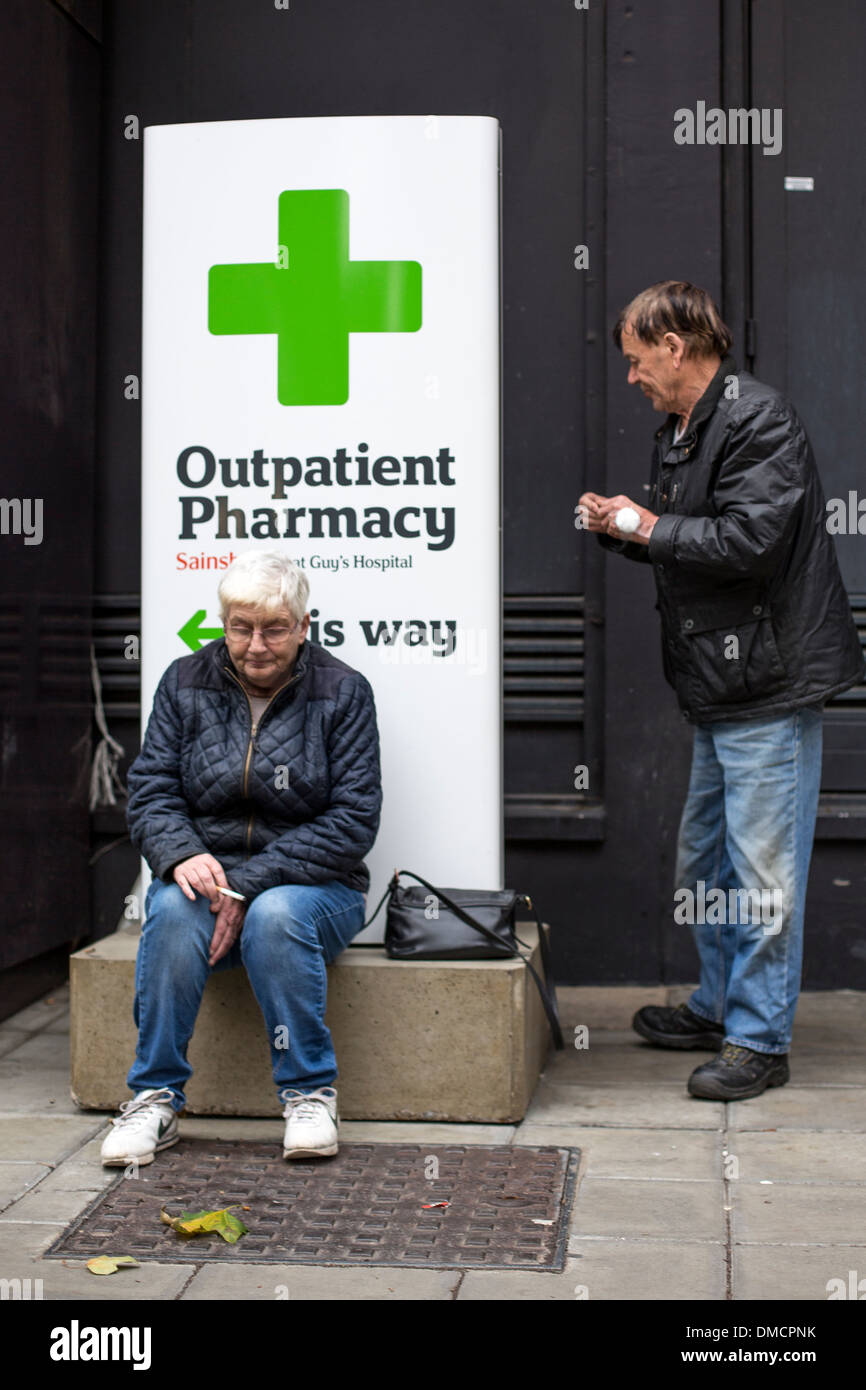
[614,506,641,534]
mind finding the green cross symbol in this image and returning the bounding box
[208,189,422,406]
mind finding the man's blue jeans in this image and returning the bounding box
[676,707,823,1054]
[126,878,366,1112]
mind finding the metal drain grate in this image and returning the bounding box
[45,1141,579,1269]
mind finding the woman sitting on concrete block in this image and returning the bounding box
[100,550,382,1167]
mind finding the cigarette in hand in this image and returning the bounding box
[215,884,246,902]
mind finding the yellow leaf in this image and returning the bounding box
[86,1255,141,1276]
[161,1205,248,1244]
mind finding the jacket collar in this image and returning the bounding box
[655,352,738,445]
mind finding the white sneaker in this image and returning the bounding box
[281,1086,338,1159]
[100,1088,179,1167]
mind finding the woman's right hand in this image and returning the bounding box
[172,853,229,904]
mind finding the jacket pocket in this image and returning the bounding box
[678,593,788,708]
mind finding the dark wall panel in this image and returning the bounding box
[588,0,722,984]
[0,0,101,977]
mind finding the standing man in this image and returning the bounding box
[579,281,864,1100]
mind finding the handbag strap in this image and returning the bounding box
[363,873,397,930]
[391,869,564,1050]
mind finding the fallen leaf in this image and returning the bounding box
[160,1205,248,1244]
[531,1219,554,1226]
[86,1255,141,1276]
[421,1201,449,1209]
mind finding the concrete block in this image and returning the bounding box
[69,924,552,1122]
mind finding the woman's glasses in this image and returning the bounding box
[225,621,299,645]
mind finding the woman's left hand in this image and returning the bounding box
[208,897,247,966]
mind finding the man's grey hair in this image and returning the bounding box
[217,550,310,623]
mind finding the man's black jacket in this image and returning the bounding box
[599,354,864,722]
[126,638,382,898]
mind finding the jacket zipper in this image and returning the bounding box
[223,663,305,858]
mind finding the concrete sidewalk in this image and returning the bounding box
[1,982,864,1300]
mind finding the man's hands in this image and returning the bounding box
[577,492,658,546]
[171,853,246,966]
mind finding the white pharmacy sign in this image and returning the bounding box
[140,115,503,934]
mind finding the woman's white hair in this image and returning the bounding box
[217,550,310,623]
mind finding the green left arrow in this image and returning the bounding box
[178,610,224,653]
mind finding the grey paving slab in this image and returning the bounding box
[0,1030,71,1067]
[728,1131,866,1186]
[1,993,69,1034]
[0,1115,107,1164]
[177,1117,517,1147]
[794,991,866,1027]
[514,1126,721,1181]
[731,1183,866,1244]
[459,1245,725,1300]
[733,1243,866,1301]
[2,1183,107,1225]
[0,1029,31,1060]
[0,1059,80,1116]
[556,986,668,1031]
[542,1042,702,1086]
[728,1086,866,1133]
[0,1162,53,1212]
[181,1263,461,1300]
[785,1054,866,1086]
[0,1221,69,1261]
[788,1026,866,1053]
[335,1121,517,1145]
[42,1012,70,1036]
[0,1224,194,1302]
[555,1029,640,1048]
[667,985,700,1008]
[524,1080,724,1130]
[15,1137,116,1191]
[176,1117,284,1143]
[2,1137,115,1223]
[569,1177,726,1242]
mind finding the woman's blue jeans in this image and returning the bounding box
[676,706,823,1055]
[126,878,366,1112]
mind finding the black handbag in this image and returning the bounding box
[365,869,564,1049]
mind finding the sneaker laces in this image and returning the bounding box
[281,1088,334,1124]
[720,1043,751,1066]
[111,1088,176,1131]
